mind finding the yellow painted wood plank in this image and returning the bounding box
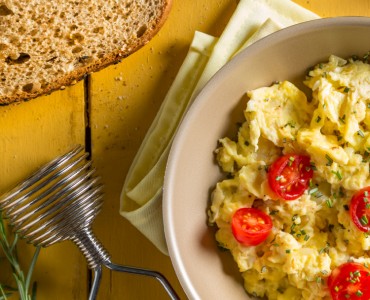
[0,82,88,300]
[88,0,237,298]
[89,1,370,300]
[294,0,370,17]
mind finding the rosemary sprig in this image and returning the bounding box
[0,213,40,300]
[0,284,17,300]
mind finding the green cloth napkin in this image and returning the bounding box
[120,0,319,255]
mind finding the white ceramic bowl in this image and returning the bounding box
[163,17,370,300]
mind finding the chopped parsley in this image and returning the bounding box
[331,170,343,180]
[360,215,369,226]
[269,210,279,215]
[310,162,317,171]
[358,130,365,138]
[308,185,323,198]
[284,121,296,128]
[290,223,297,234]
[319,243,330,254]
[326,198,334,208]
[325,154,333,166]
[309,187,319,194]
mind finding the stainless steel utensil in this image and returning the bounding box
[0,145,179,300]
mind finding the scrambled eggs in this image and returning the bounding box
[208,54,370,299]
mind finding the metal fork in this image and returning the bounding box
[0,145,179,300]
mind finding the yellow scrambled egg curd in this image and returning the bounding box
[208,54,370,300]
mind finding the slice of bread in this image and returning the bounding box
[0,0,172,105]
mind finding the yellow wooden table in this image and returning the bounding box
[0,1,369,299]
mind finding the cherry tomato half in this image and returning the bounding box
[328,262,370,300]
[350,187,370,232]
[231,207,272,246]
[268,154,313,200]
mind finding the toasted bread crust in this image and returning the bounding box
[0,0,172,105]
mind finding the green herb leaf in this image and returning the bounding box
[358,130,365,138]
[269,210,279,216]
[284,121,296,128]
[360,215,369,226]
[310,162,317,171]
[0,213,40,300]
[326,198,334,208]
[339,115,346,124]
[331,170,343,180]
[325,154,333,166]
[309,187,319,194]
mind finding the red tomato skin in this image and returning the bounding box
[231,208,272,246]
[328,262,370,300]
[268,154,313,201]
[350,187,370,232]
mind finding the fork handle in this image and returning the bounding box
[88,263,180,300]
[74,227,180,300]
[105,262,180,300]
[88,266,102,300]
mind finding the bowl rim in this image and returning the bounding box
[163,16,370,299]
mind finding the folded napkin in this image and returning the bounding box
[120,0,319,255]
